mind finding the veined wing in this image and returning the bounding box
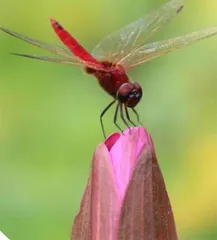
[92,0,184,64]
[119,26,217,69]
[11,53,84,66]
[0,26,106,71]
[0,26,71,57]
[10,53,107,70]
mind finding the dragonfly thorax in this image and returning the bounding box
[85,62,132,99]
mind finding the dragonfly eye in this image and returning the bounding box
[117,82,142,108]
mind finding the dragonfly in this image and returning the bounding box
[0,0,217,138]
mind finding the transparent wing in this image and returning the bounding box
[0,26,107,70]
[0,26,71,57]
[10,53,109,70]
[11,53,84,65]
[120,26,217,68]
[92,0,184,64]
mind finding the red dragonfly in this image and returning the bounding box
[1,0,217,138]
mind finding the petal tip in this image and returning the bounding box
[105,132,121,151]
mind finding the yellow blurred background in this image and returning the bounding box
[0,0,216,239]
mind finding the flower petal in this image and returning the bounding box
[105,133,121,151]
[118,141,178,240]
[71,167,93,240]
[71,143,121,240]
[108,127,151,200]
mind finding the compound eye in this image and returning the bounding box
[129,93,134,98]
[126,82,143,108]
[116,83,134,103]
[132,82,141,90]
[135,91,142,99]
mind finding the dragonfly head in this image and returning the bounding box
[117,82,142,108]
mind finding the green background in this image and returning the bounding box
[0,0,216,239]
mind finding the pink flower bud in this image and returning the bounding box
[71,127,178,240]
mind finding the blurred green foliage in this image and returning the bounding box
[0,0,216,239]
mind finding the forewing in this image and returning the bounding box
[120,26,217,68]
[11,53,83,66]
[0,26,71,57]
[92,0,184,64]
[0,26,107,70]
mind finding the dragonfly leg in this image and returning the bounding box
[132,108,143,126]
[114,103,124,134]
[120,104,131,133]
[100,100,116,139]
[124,106,137,127]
